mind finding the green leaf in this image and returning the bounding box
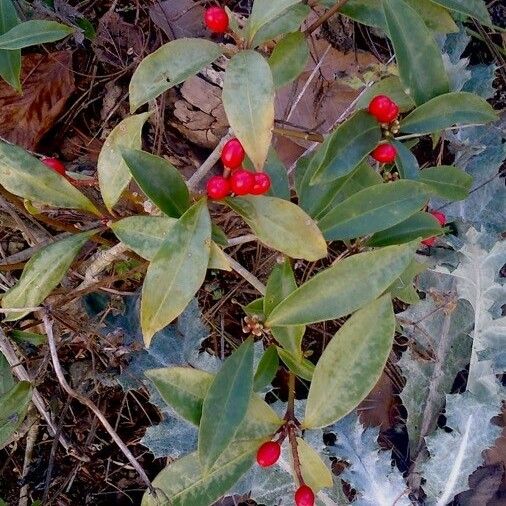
[199,338,254,471]
[254,345,279,391]
[297,437,333,491]
[247,0,302,45]
[388,259,426,304]
[223,51,274,171]
[264,148,290,200]
[318,180,429,241]
[0,0,21,91]
[98,113,151,211]
[420,165,473,201]
[0,20,73,49]
[304,295,395,428]
[0,141,99,214]
[266,242,416,326]
[277,347,314,381]
[357,76,415,112]
[383,0,449,105]
[401,92,497,134]
[428,0,491,25]
[309,110,382,185]
[10,330,46,346]
[226,196,327,261]
[269,31,309,89]
[264,259,305,357]
[393,140,420,179]
[0,352,14,397]
[142,443,256,506]
[243,297,265,319]
[121,148,190,218]
[1,231,95,321]
[129,38,222,112]
[141,200,211,345]
[367,211,442,247]
[0,381,31,449]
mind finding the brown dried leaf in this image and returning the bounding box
[0,51,75,151]
[149,0,206,40]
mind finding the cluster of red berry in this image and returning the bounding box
[422,210,446,247]
[206,138,272,199]
[368,95,400,164]
[256,440,315,506]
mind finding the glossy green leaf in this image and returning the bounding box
[122,148,190,218]
[429,0,491,25]
[269,31,309,89]
[401,92,497,134]
[367,211,442,247]
[393,140,420,179]
[264,259,304,357]
[141,200,211,345]
[388,259,426,304]
[277,347,314,381]
[264,148,290,200]
[357,76,415,112]
[304,295,395,428]
[251,3,310,48]
[0,381,31,449]
[0,20,73,49]
[147,366,282,438]
[226,196,327,261]
[266,242,416,326]
[199,338,254,471]
[253,346,279,391]
[243,297,265,319]
[0,141,99,214]
[309,110,382,185]
[129,38,222,112]
[10,330,46,346]
[383,0,449,106]
[0,352,14,397]
[318,180,429,241]
[0,0,21,91]
[2,231,95,321]
[420,165,473,201]
[142,443,256,506]
[98,113,150,211]
[223,51,274,171]
[296,437,333,491]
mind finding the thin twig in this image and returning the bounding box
[273,127,324,143]
[286,373,304,486]
[222,252,266,295]
[304,0,350,36]
[18,418,39,506]
[226,234,257,247]
[42,314,155,495]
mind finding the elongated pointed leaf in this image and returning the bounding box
[2,231,95,321]
[269,31,309,89]
[264,260,304,357]
[309,111,382,185]
[226,196,327,261]
[0,353,14,397]
[266,242,416,326]
[383,0,449,106]
[0,141,99,214]
[0,20,73,49]
[357,76,415,112]
[304,295,395,428]
[142,443,256,506]
[199,339,254,471]
[223,51,274,171]
[0,381,31,449]
[122,148,190,218]
[401,92,497,134]
[129,38,222,112]
[277,347,314,381]
[388,259,426,304]
[98,113,150,211]
[253,346,279,391]
[141,200,211,345]
[297,437,333,491]
[429,0,491,26]
[367,211,442,247]
[420,165,473,200]
[264,148,290,200]
[394,140,420,179]
[0,0,21,91]
[318,180,429,241]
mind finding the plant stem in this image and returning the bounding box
[286,373,305,486]
[304,0,350,36]
[223,252,266,295]
[273,126,324,143]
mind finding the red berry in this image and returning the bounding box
[204,6,229,33]
[230,169,254,195]
[368,95,399,123]
[371,144,397,164]
[206,175,230,199]
[295,485,315,506]
[256,441,281,467]
[41,157,66,176]
[422,211,446,246]
[251,172,271,195]
[221,138,245,169]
